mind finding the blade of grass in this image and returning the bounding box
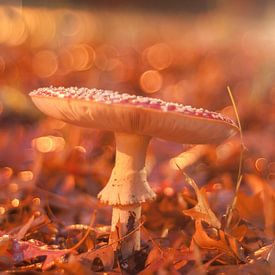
[225,86,246,229]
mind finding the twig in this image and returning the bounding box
[203,251,226,269]
[45,199,66,226]
[100,220,145,251]
[69,210,97,252]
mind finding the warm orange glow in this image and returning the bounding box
[9,183,18,193]
[58,49,74,74]
[60,10,83,38]
[32,197,41,206]
[32,135,65,153]
[69,44,95,71]
[32,50,58,78]
[94,45,119,71]
[24,8,56,47]
[0,9,11,44]
[212,183,222,190]
[33,136,54,153]
[216,142,234,161]
[0,101,3,115]
[6,11,27,46]
[74,146,87,154]
[19,171,34,182]
[255,158,268,172]
[11,198,20,208]
[0,86,29,113]
[0,207,5,215]
[163,186,174,196]
[1,167,13,179]
[50,120,66,130]
[0,56,5,73]
[140,70,162,93]
[269,162,275,172]
[146,43,173,70]
[54,136,66,151]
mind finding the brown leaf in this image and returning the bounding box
[244,174,275,236]
[193,220,245,262]
[236,192,264,227]
[252,242,275,269]
[56,257,96,275]
[1,235,68,271]
[207,260,271,274]
[77,245,114,272]
[141,254,180,275]
[12,238,68,271]
[144,246,192,274]
[222,209,248,241]
[182,174,221,229]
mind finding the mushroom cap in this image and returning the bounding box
[29,87,239,144]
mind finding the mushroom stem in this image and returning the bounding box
[111,205,141,258]
[98,132,156,258]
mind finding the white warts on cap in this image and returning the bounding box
[30,86,235,125]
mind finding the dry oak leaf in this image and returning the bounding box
[193,220,245,262]
[207,259,271,275]
[245,174,275,236]
[236,192,264,227]
[222,208,248,241]
[182,174,221,229]
[76,245,114,272]
[142,246,193,274]
[12,238,68,271]
[252,242,275,270]
[0,235,68,271]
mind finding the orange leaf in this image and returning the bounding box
[182,174,221,229]
[193,220,245,261]
[78,245,114,271]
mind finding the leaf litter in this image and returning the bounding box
[0,83,274,275]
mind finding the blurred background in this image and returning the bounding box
[0,1,274,227]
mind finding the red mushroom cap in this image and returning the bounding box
[30,87,239,144]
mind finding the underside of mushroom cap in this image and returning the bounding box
[30,87,239,144]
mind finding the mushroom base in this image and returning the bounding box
[110,205,141,259]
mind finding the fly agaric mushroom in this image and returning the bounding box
[29,86,238,258]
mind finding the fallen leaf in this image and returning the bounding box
[236,192,264,227]
[12,238,68,270]
[221,209,248,241]
[207,259,270,274]
[182,174,221,229]
[193,220,245,262]
[252,242,275,269]
[76,245,114,272]
[144,246,193,274]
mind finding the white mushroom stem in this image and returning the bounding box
[111,205,141,258]
[98,132,156,258]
